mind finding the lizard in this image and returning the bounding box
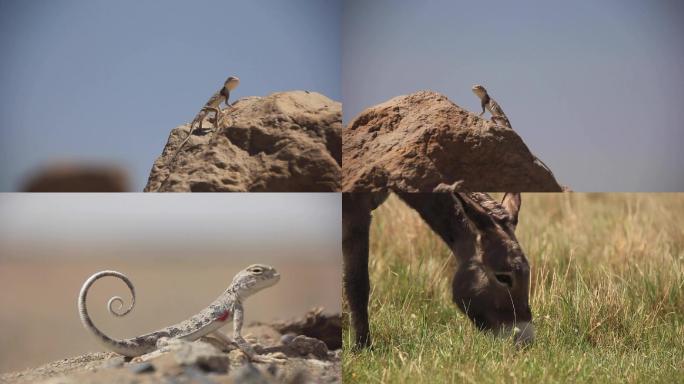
[471,84,558,179]
[78,263,285,363]
[167,75,240,165]
[471,84,511,128]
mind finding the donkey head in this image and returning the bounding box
[450,192,534,345]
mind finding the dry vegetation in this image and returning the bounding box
[343,193,684,383]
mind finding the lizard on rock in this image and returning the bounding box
[167,75,240,165]
[471,84,511,128]
[78,264,285,363]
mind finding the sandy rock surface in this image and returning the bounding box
[0,310,341,384]
[146,91,341,192]
[342,91,563,192]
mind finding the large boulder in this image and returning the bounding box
[343,91,564,192]
[145,91,341,192]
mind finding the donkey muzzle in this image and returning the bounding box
[498,321,535,346]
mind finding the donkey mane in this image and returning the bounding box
[467,193,510,219]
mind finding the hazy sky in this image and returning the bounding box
[0,0,341,191]
[0,193,341,259]
[343,0,684,191]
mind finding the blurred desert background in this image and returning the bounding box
[0,193,341,373]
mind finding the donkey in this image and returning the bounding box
[342,188,534,349]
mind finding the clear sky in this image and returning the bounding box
[0,193,341,259]
[343,0,684,191]
[0,0,341,191]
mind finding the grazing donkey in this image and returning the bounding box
[343,189,534,349]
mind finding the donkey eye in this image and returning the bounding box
[494,273,514,288]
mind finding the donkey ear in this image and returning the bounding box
[501,193,521,230]
[455,193,497,230]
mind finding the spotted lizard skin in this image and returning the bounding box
[78,264,279,357]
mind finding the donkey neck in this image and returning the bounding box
[396,193,478,261]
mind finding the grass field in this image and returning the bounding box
[342,193,684,383]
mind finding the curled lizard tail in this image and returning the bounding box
[78,271,145,356]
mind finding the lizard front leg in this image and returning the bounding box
[479,97,489,117]
[232,304,286,363]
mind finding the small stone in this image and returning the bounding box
[173,340,229,373]
[183,366,216,384]
[280,333,297,345]
[288,336,329,359]
[128,361,155,374]
[228,362,273,384]
[100,356,125,369]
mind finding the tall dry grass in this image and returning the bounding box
[343,193,684,383]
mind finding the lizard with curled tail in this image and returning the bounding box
[78,264,285,363]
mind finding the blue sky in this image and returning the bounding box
[343,0,684,191]
[0,0,341,191]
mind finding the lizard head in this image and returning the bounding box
[471,84,487,98]
[231,264,280,297]
[225,76,240,91]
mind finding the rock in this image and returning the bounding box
[280,333,297,345]
[21,163,130,192]
[342,90,564,192]
[228,363,274,384]
[166,339,229,373]
[286,336,328,359]
[145,91,341,192]
[265,308,342,350]
[127,362,155,374]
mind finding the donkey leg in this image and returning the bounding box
[342,193,373,348]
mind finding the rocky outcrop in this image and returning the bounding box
[0,310,341,384]
[255,307,341,350]
[343,91,564,192]
[145,91,341,192]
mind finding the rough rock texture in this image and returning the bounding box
[262,307,341,350]
[21,163,130,192]
[343,91,564,192]
[145,91,341,192]
[0,311,342,384]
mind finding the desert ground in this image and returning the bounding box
[0,256,341,374]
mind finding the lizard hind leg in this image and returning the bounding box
[199,106,221,132]
[229,333,287,364]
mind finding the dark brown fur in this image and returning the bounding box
[343,191,531,348]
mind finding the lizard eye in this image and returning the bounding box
[251,267,263,274]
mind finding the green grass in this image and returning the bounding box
[343,194,684,383]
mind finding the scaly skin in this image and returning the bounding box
[471,84,511,128]
[471,84,557,179]
[167,75,240,165]
[78,264,283,362]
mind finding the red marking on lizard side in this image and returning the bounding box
[216,310,231,322]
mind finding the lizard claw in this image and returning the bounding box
[244,335,258,344]
[251,352,288,364]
